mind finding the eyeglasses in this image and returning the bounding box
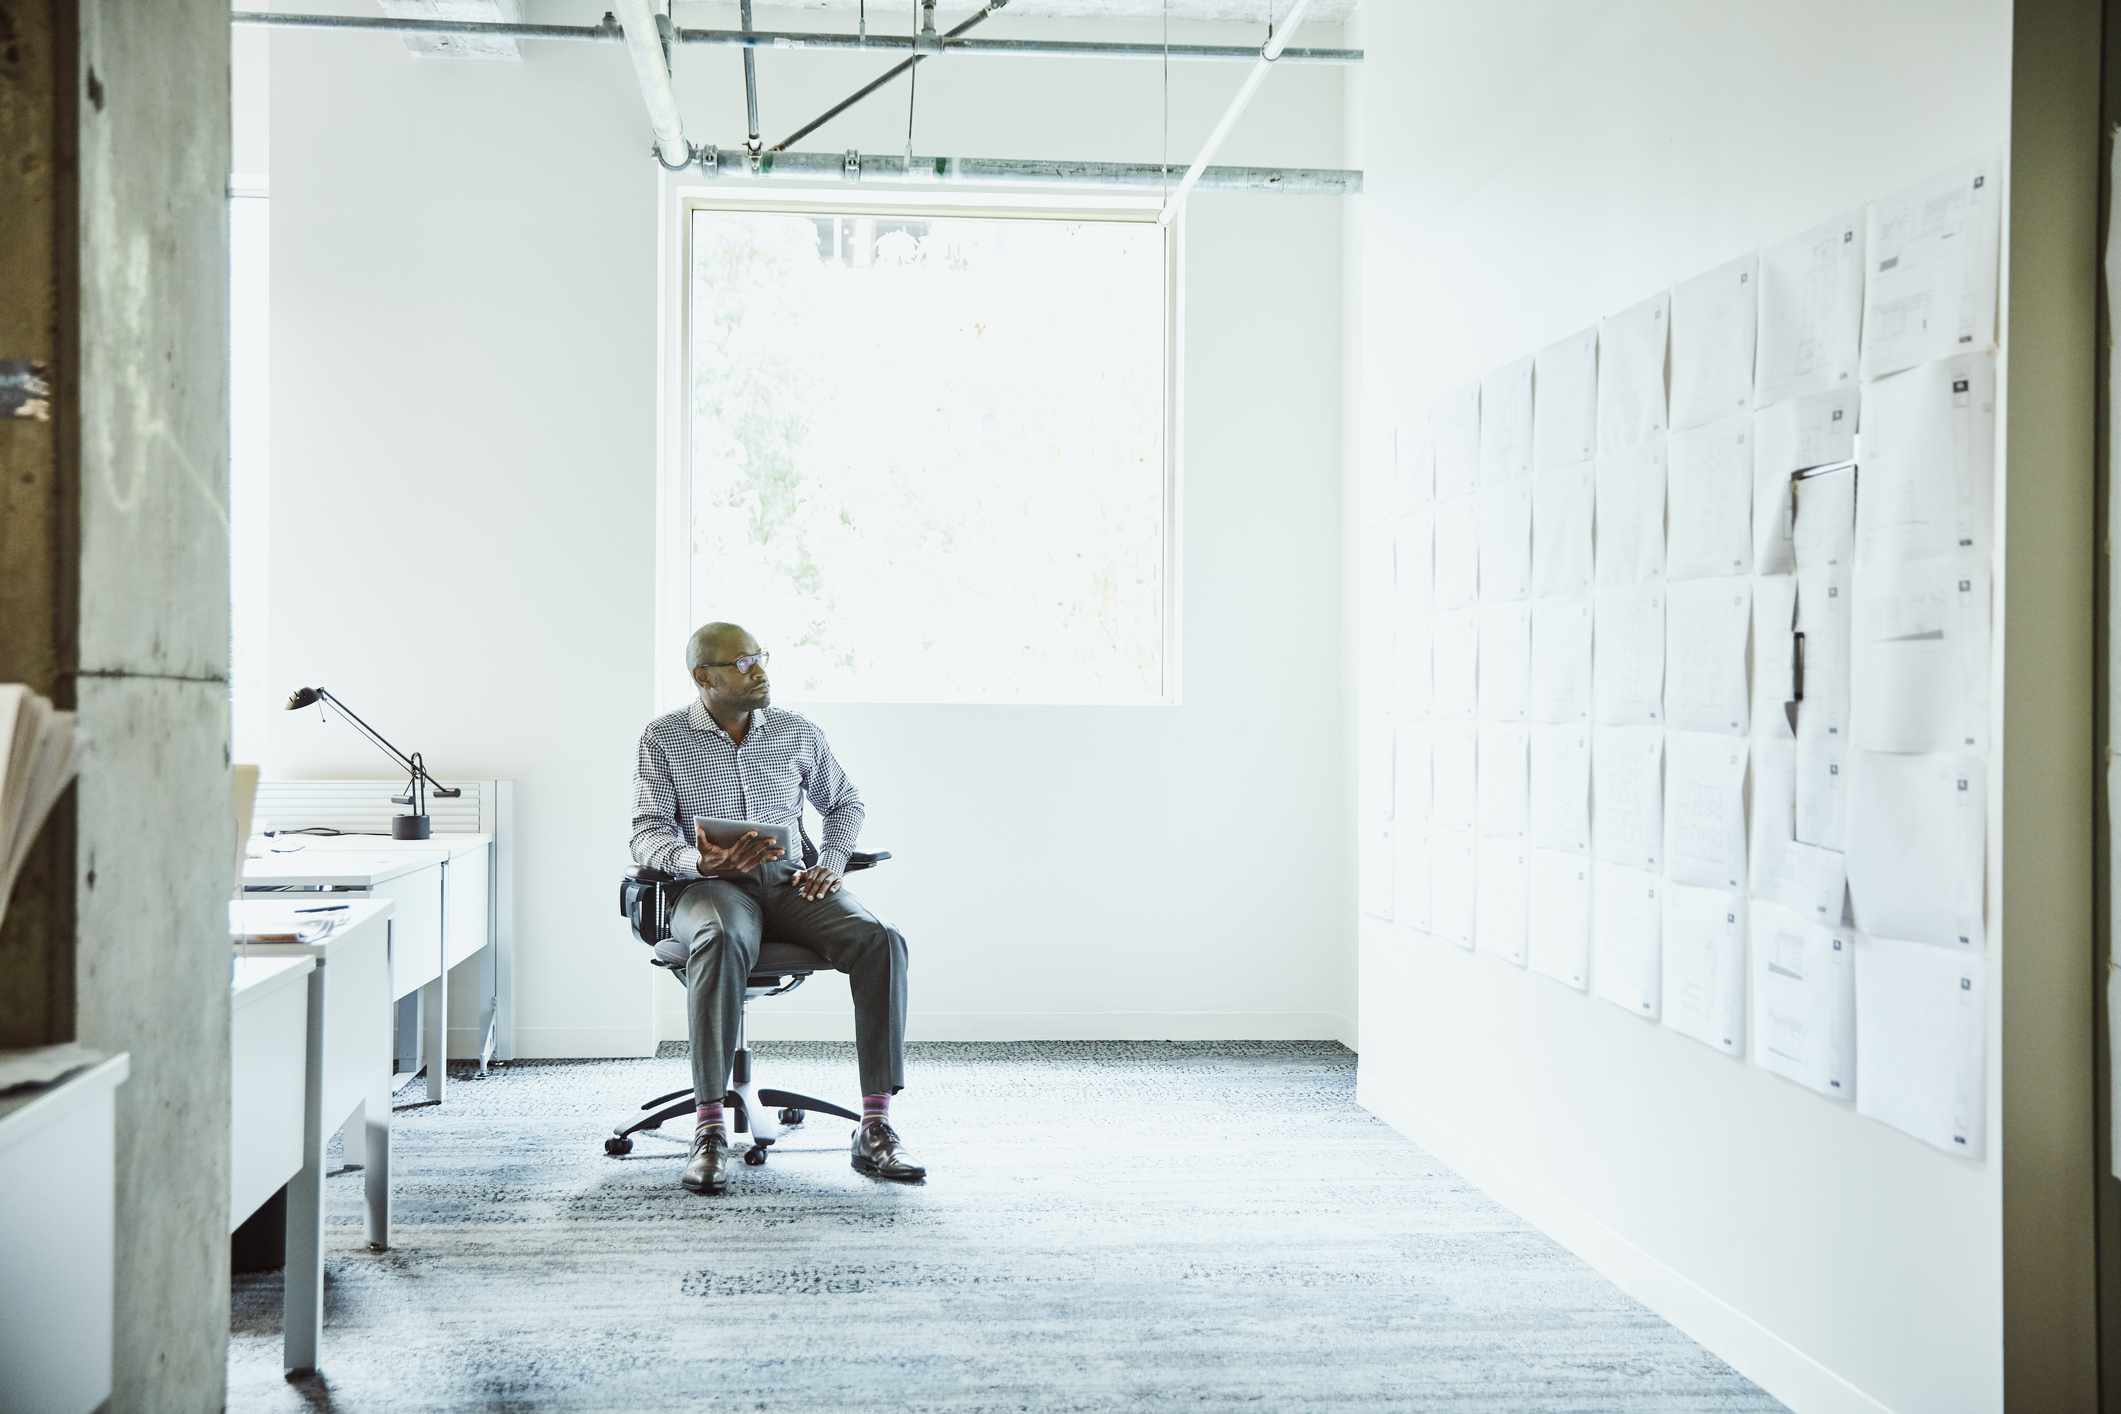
[706,651,770,674]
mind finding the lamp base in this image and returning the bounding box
[391,814,433,841]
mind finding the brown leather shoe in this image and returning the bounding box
[850,1118,926,1182]
[682,1124,734,1195]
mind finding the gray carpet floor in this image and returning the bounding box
[228,1041,1783,1412]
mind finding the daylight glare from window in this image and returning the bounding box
[686,206,1168,705]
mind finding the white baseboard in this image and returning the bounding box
[1357,1083,1890,1414]
[499,1025,656,1060]
[740,1010,1357,1042]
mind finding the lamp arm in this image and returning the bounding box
[313,689,460,799]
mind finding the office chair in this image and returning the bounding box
[606,850,892,1168]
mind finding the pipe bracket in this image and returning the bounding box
[844,149,861,181]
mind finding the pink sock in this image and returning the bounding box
[696,1100,725,1131]
[862,1093,890,1123]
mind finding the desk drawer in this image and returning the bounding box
[375,869,444,999]
[443,847,491,970]
[230,982,308,1228]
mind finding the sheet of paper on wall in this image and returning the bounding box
[1433,608,1478,721]
[1359,724,1394,919]
[1856,351,1997,569]
[1394,725,1432,833]
[1670,252,1758,431]
[1599,291,1669,453]
[1430,828,1476,949]
[1593,724,1664,870]
[1395,506,1435,614]
[1850,553,1991,755]
[1395,418,1435,507]
[1594,861,1663,1020]
[1392,807,1430,934]
[1754,210,1865,409]
[1594,437,1667,587]
[1846,751,1985,949]
[1662,883,1746,1056]
[1393,613,1432,722]
[1529,848,1591,990]
[1753,574,1797,740]
[1749,736,1848,922]
[1529,597,1592,724]
[1478,724,1529,839]
[1752,386,1858,574]
[1665,731,1748,892]
[1532,461,1594,597]
[1795,562,1852,735]
[1430,721,1477,833]
[1861,159,2002,381]
[1855,931,1987,1158]
[1795,710,1846,852]
[1480,355,1534,487]
[1534,326,1598,472]
[1435,382,1481,500]
[1664,577,1750,736]
[1791,463,1855,572]
[1478,600,1531,724]
[1478,480,1533,604]
[1749,900,1856,1100]
[1530,723,1590,854]
[1666,415,1752,581]
[1476,837,1529,966]
[1593,581,1665,725]
[1434,494,1479,610]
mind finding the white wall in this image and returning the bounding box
[1347,4,2009,1412]
[255,2,1353,1058]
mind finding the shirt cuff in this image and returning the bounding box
[816,847,852,877]
[677,845,704,879]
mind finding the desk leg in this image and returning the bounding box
[422,969,447,1103]
[284,969,328,1376]
[362,1068,392,1251]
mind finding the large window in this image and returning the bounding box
[677,197,1173,705]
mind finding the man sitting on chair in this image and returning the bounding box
[630,621,924,1196]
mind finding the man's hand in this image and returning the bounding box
[791,866,842,901]
[693,823,783,878]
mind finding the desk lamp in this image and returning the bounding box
[284,686,461,840]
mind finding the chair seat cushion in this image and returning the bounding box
[652,933,830,978]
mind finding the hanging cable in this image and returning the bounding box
[905,0,920,167]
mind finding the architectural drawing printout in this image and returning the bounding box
[1667,415,1753,581]
[1435,495,1479,609]
[1855,932,1988,1157]
[1593,724,1665,870]
[1750,899,1855,1100]
[1396,419,1434,507]
[1478,600,1532,724]
[1662,883,1746,1055]
[1478,724,1530,839]
[1595,438,1668,587]
[1529,597,1592,724]
[1849,553,1991,755]
[1433,609,1477,721]
[1857,352,1997,568]
[1748,737,1848,923]
[1594,582,1665,725]
[1476,837,1529,966]
[1861,160,2001,381]
[1392,728,1431,931]
[1752,386,1858,574]
[1791,463,1855,573]
[1664,577,1751,735]
[1431,721,1477,832]
[1430,829,1475,949]
[1435,382,1481,499]
[1752,574,1797,740]
[1534,327,1598,472]
[1479,480,1533,604]
[1599,291,1670,453]
[1529,848,1591,990]
[1594,861,1662,1019]
[1846,751,1985,949]
[1480,356,1534,487]
[1360,725,1393,919]
[1664,731,1748,891]
[1670,253,1758,430]
[1754,210,1864,409]
[1532,462,1595,597]
[1530,723,1591,854]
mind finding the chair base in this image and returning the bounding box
[602,1046,861,1162]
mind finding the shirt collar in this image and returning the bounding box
[688,699,762,742]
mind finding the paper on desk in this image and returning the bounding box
[1431,828,1476,949]
[1752,387,1858,574]
[1593,724,1664,870]
[1755,210,1864,409]
[1846,751,1985,949]
[1850,553,1990,755]
[1664,577,1750,735]
[1530,723,1591,854]
[1478,601,1531,723]
[1476,837,1529,966]
[1671,253,1757,430]
[1481,356,1534,487]
[1529,848,1591,990]
[1532,461,1595,598]
[1665,731,1748,891]
[1535,326,1599,472]
[1855,931,1987,1158]
[0,1042,104,1096]
[1594,582,1665,725]
[1433,609,1478,721]
[1478,724,1529,839]
[1594,862,1662,1019]
[1599,292,1669,453]
[1662,883,1746,1056]
[1529,597,1592,724]
[1435,495,1479,610]
[1862,159,2002,381]
[1395,418,1435,507]
[1857,352,1997,568]
[1595,438,1667,587]
[1431,721,1477,832]
[1749,737,1848,922]
[1667,415,1752,581]
[1791,463,1855,572]
[1435,382,1482,500]
[1752,575,1798,741]
[1478,480,1533,603]
[1749,900,1856,1100]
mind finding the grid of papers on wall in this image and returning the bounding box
[1361,158,2000,1160]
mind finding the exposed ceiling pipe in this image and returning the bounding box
[769,1,1010,156]
[689,147,1360,195]
[1157,0,1315,227]
[227,13,1362,65]
[611,0,691,169]
[739,0,762,160]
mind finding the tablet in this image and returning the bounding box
[693,816,796,867]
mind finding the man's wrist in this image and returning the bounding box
[679,845,705,878]
[816,849,851,877]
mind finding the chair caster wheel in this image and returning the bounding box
[778,1107,805,1126]
[743,1146,769,1166]
[604,1136,633,1156]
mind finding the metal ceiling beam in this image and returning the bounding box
[612,0,692,168]
[1159,0,1315,226]
[769,1,1011,156]
[690,147,1360,194]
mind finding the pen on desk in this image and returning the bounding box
[293,904,349,914]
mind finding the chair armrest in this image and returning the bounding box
[630,865,676,884]
[846,851,891,873]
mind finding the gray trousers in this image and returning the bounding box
[666,859,908,1105]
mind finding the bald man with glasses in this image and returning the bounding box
[631,621,923,1196]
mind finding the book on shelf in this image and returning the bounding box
[0,685,82,933]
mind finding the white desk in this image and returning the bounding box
[0,1051,128,1412]
[230,896,395,1375]
[243,832,494,1103]
[229,955,319,1372]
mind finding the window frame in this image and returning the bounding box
[653,183,1184,710]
